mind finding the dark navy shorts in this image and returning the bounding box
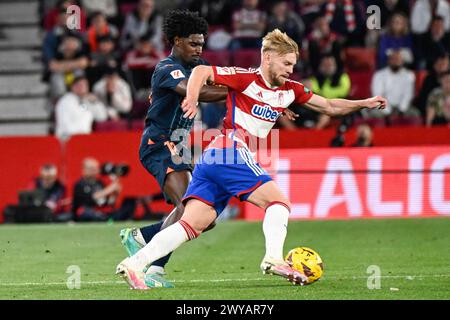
[139,135,193,203]
[182,147,272,215]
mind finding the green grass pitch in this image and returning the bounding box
[0,218,449,300]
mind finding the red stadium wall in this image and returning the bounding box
[0,127,449,223]
[0,137,64,222]
[245,146,450,220]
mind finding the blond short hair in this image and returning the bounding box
[261,29,299,59]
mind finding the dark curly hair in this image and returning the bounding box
[163,10,208,45]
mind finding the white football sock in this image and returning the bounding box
[128,221,196,271]
[263,203,290,261]
[146,265,165,275]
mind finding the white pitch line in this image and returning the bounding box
[0,274,449,287]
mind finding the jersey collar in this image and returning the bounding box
[256,67,280,90]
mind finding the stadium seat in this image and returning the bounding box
[415,70,428,95]
[389,115,423,126]
[130,100,149,119]
[353,116,386,128]
[348,70,373,99]
[93,120,129,132]
[130,119,145,131]
[119,3,137,16]
[201,50,231,66]
[343,47,376,71]
[232,49,260,68]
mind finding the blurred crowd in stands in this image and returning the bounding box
[40,0,450,141]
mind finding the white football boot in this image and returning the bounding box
[260,256,308,285]
[116,257,148,290]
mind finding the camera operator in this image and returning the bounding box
[3,164,68,223]
[72,157,122,221]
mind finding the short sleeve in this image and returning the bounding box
[153,64,187,90]
[292,81,313,105]
[212,66,254,91]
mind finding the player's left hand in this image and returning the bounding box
[181,97,198,119]
[363,96,387,110]
[282,108,299,121]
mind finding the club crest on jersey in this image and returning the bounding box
[251,104,281,121]
[277,92,284,105]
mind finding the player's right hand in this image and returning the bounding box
[364,96,387,110]
[181,97,198,119]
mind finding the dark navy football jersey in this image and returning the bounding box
[143,54,208,143]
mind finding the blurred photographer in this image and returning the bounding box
[330,123,348,147]
[3,164,68,223]
[72,157,123,221]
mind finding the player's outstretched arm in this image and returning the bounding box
[174,79,227,102]
[182,65,215,119]
[304,94,387,117]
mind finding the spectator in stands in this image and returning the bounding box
[417,54,450,119]
[124,32,164,100]
[87,34,121,86]
[120,0,163,52]
[229,0,267,50]
[351,123,374,147]
[371,0,410,28]
[55,74,108,140]
[48,33,89,99]
[3,164,68,223]
[266,1,305,46]
[305,15,343,74]
[421,16,450,71]
[364,0,410,48]
[86,11,119,53]
[294,0,324,35]
[426,70,450,126]
[32,164,67,215]
[93,67,132,120]
[72,157,122,221]
[411,0,450,36]
[187,0,235,28]
[377,12,414,69]
[42,6,85,84]
[310,54,351,129]
[370,49,417,119]
[320,0,366,46]
[43,0,87,32]
[81,0,119,24]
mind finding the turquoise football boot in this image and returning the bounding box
[119,228,144,256]
[144,272,175,288]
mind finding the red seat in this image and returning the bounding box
[119,3,137,16]
[353,117,386,128]
[344,47,376,71]
[232,49,260,68]
[93,120,128,132]
[201,50,231,66]
[348,70,373,99]
[415,70,428,96]
[389,116,423,127]
[130,119,145,131]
